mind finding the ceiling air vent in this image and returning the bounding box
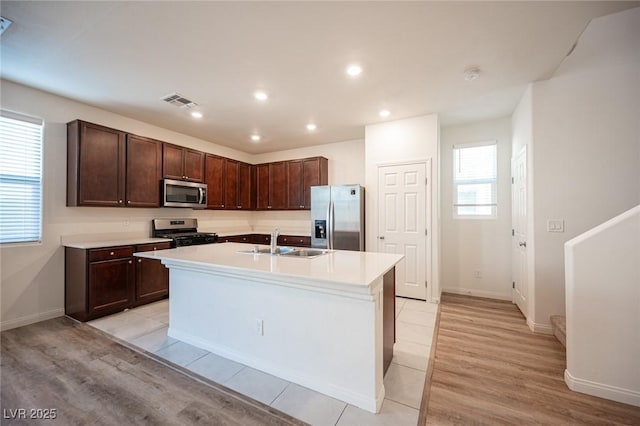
[161,93,197,109]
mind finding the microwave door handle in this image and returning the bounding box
[198,187,204,204]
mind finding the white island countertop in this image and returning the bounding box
[135,242,403,297]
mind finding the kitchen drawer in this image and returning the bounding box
[89,246,134,262]
[136,242,172,252]
[278,235,311,247]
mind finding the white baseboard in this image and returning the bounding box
[565,369,640,407]
[1,308,64,331]
[526,318,554,334]
[441,287,512,301]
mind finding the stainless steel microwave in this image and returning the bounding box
[162,179,207,209]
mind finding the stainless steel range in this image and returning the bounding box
[152,218,218,247]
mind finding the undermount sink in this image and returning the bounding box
[279,248,329,258]
[238,246,329,258]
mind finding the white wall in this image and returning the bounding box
[527,7,640,329]
[250,139,365,235]
[364,114,440,301]
[0,80,367,330]
[565,205,640,407]
[440,117,512,300]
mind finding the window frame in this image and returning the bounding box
[452,140,498,220]
[0,110,44,245]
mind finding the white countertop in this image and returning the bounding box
[63,237,172,249]
[135,242,403,294]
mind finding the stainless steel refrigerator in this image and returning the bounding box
[310,185,365,251]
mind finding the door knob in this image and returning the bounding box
[379,236,385,240]
[519,241,527,247]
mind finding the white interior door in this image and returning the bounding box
[512,146,528,316]
[378,163,427,300]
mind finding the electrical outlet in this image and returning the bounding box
[255,319,264,336]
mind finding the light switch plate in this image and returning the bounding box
[547,219,564,233]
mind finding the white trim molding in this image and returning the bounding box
[565,369,640,407]
[1,308,64,331]
[442,287,512,301]
[526,318,554,335]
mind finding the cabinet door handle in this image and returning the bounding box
[222,205,225,207]
[127,200,131,204]
[118,200,123,204]
[110,251,115,256]
[267,206,272,209]
[237,206,241,209]
[128,260,132,264]
[138,259,142,263]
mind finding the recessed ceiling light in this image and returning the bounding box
[346,64,362,77]
[463,67,481,81]
[306,123,317,131]
[379,109,391,118]
[251,134,261,142]
[191,111,203,119]
[254,91,268,101]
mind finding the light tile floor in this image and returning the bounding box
[88,296,437,426]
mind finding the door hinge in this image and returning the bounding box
[512,229,515,236]
[511,177,514,184]
[425,280,428,288]
[512,281,515,289]
[425,228,428,236]
[425,178,428,185]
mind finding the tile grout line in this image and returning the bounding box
[268,382,291,406]
[333,402,349,425]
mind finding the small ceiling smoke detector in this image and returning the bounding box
[0,17,13,36]
[379,109,391,118]
[306,123,317,131]
[161,93,197,109]
[251,134,261,142]
[463,67,481,81]
[346,64,362,77]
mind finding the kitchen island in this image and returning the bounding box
[135,242,403,413]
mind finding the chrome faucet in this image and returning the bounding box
[270,228,280,254]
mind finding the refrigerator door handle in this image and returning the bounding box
[327,201,334,250]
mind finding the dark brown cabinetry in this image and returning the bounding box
[219,234,310,247]
[287,157,328,209]
[256,162,287,210]
[67,121,126,207]
[65,242,170,321]
[67,120,162,208]
[133,242,171,306]
[163,143,205,182]
[205,154,226,208]
[126,135,163,207]
[224,160,253,210]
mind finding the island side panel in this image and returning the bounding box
[383,266,396,375]
[167,267,384,413]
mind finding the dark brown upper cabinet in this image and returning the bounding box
[163,143,205,183]
[256,162,287,210]
[205,154,226,208]
[68,120,161,208]
[126,134,163,207]
[286,157,328,209]
[224,159,253,210]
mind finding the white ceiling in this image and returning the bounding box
[1,1,637,154]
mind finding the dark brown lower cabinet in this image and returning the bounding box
[65,242,170,322]
[133,242,171,306]
[219,234,310,247]
[383,267,396,375]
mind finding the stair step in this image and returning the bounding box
[550,315,566,348]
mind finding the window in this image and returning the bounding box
[0,111,43,244]
[453,141,497,218]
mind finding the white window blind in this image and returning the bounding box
[0,111,43,244]
[453,141,497,218]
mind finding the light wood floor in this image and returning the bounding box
[424,293,640,425]
[1,317,306,426]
